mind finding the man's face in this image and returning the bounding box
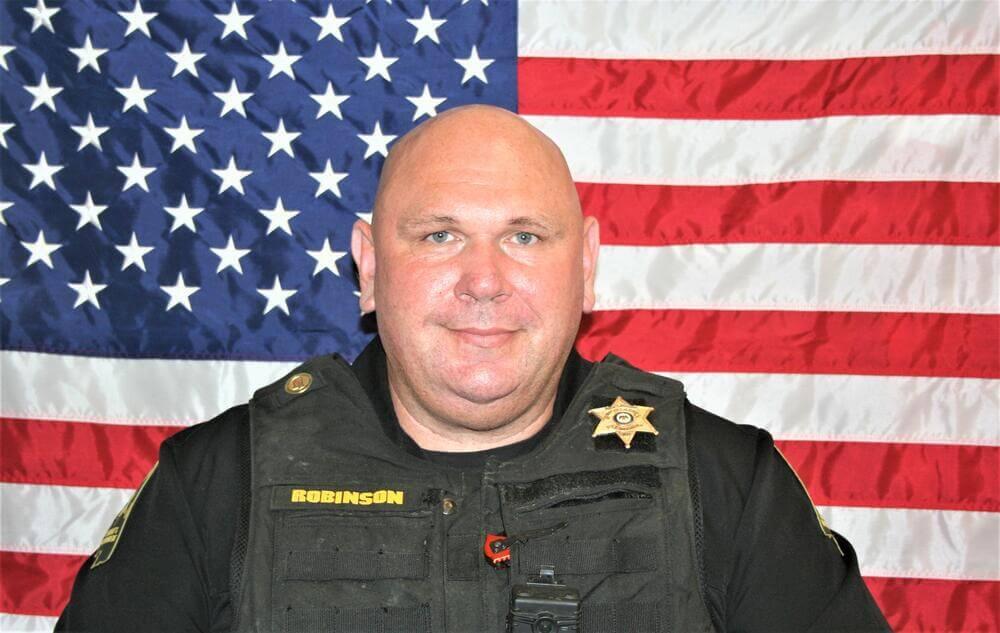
[353,113,599,431]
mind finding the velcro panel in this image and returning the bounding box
[285,548,427,581]
[517,537,656,575]
[446,534,481,580]
[283,604,431,633]
[582,601,661,633]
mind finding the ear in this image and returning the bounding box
[581,215,600,314]
[351,218,376,314]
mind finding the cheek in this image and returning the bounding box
[378,258,456,313]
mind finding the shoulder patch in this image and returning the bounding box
[774,448,845,557]
[91,461,158,569]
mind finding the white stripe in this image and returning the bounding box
[525,114,999,186]
[518,0,999,60]
[0,351,295,426]
[821,506,1000,581]
[0,483,131,556]
[666,372,999,446]
[594,243,998,313]
[1,481,995,581]
[0,614,58,633]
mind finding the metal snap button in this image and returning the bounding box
[441,497,456,515]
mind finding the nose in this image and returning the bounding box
[454,241,512,304]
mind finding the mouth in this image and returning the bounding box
[449,327,518,349]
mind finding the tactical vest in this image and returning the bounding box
[232,353,714,633]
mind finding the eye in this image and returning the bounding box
[425,230,454,244]
[513,231,539,245]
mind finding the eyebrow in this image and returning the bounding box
[397,214,561,236]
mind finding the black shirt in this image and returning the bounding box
[56,340,890,632]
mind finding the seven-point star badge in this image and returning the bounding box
[589,396,658,449]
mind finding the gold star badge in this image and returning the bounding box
[589,396,658,449]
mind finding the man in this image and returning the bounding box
[57,106,891,632]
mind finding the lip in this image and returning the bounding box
[450,327,517,348]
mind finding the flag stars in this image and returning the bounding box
[455,46,494,84]
[358,122,396,159]
[164,194,203,233]
[161,273,199,311]
[310,82,349,120]
[310,160,348,198]
[263,42,301,79]
[23,152,63,190]
[262,118,300,158]
[164,116,204,154]
[0,121,15,149]
[307,238,346,277]
[257,276,297,315]
[119,0,157,38]
[259,197,299,235]
[115,232,154,271]
[70,192,108,230]
[25,0,59,34]
[116,76,156,113]
[359,44,398,82]
[69,34,107,73]
[25,73,63,112]
[0,45,13,71]
[311,4,351,42]
[0,278,8,302]
[210,236,251,274]
[71,114,108,151]
[118,153,156,192]
[215,2,254,40]
[167,40,205,78]
[214,80,253,117]
[68,271,107,309]
[21,231,62,268]
[406,84,446,121]
[407,6,446,44]
[212,156,252,195]
[0,200,11,225]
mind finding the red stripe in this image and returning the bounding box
[576,310,999,378]
[577,181,1000,247]
[519,55,999,119]
[865,577,1000,633]
[776,440,999,513]
[0,551,84,617]
[0,418,180,489]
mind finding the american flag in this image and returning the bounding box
[0,0,996,631]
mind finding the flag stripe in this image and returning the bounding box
[525,114,999,185]
[577,310,1000,379]
[519,55,999,120]
[864,577,1000,633]
[0,612,58,633]
[776,440,999,513]
[518,0,1000,60]
[593,243,997,314]
[576,181,1000,247]
[0,551,84,618]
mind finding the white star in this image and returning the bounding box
[257,276,297,315]
[23,152,63,190]
[311,4,350,42]
[306,238,346,277]
[355,210,373,224]
[167,39,205,78]
[115,232,154,271]
[68,271,107,309]
[0,45,13,71]
[25,73,63,112]
[259,197,300,235]
[359,44,398,82]
[69,34,107,73]
[210,236,251,274]
[310,81,349,120]
[70,113,109,151]
[164,115,204,154]
[261,118,300,158]
[118,153,156,192]
[407,6,446,44]
[70,192,108,230]
[25,0,59,34]
[212,156,252,195]
[263,42,301,79]
[406,83,446,121]
[116,76,155,113]
[164,194,204,232]
[357,121,396,159]
[161,273,199,312]
[461,0,489,5]
[213,79,252,117]
[215,2,253,40]
[21,231,62,268]
[455,45,494,84]
[118,0,157,38]
[309,160,348,198]
[0,121,15,149]
[0,200,11,225]
[0,278,8,302]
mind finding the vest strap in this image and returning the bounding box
[517,537,657,575]
[283,604,432,633]
[582,601,662,632]
[284,548,428,581]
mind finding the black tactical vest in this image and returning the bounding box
[232,353,714,633]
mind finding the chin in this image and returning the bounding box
[443,365,520,406]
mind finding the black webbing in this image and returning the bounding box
[582,601,661,633]
[229,419,252,627]
[446,534,480,580]
[516,537,656,575]
[283,604,431,633]
[284,548,427,581]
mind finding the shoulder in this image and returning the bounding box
[685,402,773,504]
[161,404,247,467]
